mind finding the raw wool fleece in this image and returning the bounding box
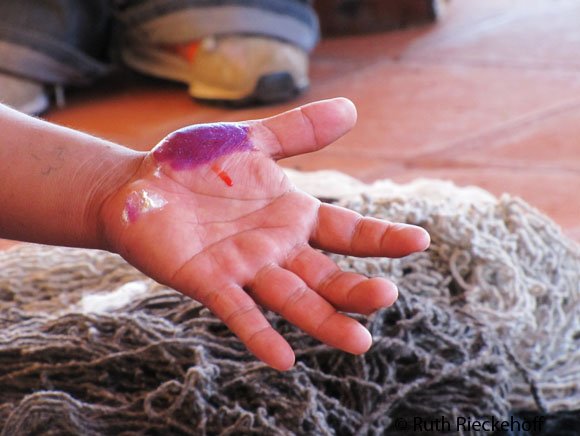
[0,175,579,435]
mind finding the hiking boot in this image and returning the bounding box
[122,35,309,106]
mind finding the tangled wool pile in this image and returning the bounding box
[0,180,579,435]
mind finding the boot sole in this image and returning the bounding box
[192,72,307,107]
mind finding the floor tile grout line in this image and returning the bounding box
[402,97,580,161]
[397,56,580,75]
[404,159,580,175]
[405,11,519,53]
[310,55,580,103]
[320,148,580,176]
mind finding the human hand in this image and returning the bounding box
[100,98,430,370]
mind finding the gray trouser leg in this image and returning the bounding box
[0,0,111,84]
[117,0,319,52]
[0,0,319,85]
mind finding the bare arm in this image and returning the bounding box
[0,103,144,248]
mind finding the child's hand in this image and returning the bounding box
[99,98,430,370]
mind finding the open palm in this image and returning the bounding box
[101,98,430,370]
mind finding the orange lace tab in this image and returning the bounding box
[170,42,201,62]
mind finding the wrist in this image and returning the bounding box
[88,147,146,251]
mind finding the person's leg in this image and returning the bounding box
[0,0,112,114]
[115,0,319,105]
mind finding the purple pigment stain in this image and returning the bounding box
[124,192,141,223]
[152,123,252,171]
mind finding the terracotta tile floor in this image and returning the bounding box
[2,0,579,249]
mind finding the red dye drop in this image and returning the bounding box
[211,163,234,187]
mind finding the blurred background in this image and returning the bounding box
[5,0,580,246]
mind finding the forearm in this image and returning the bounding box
[0,104,145,249]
